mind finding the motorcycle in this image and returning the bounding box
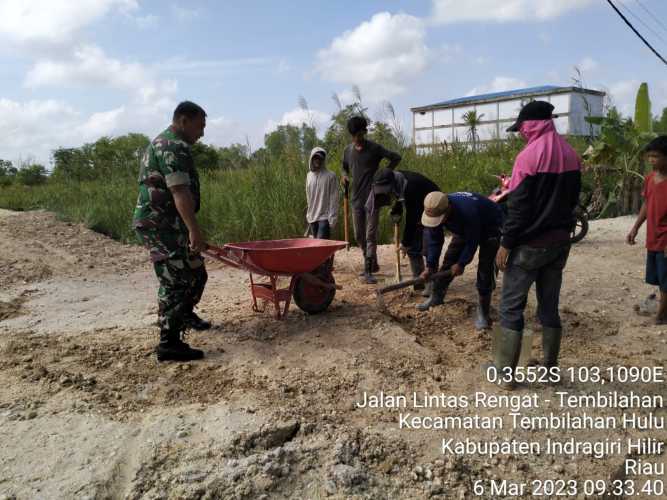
[488,174,588,244]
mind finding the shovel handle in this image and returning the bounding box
[343,182,350,251]
[377,270,452,296]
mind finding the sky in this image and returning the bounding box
[1,0,667,166]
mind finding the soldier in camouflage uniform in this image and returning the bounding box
[133,101,211,362]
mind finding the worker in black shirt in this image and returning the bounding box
[370,168,440,292]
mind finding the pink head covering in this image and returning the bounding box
[508,120,581,192]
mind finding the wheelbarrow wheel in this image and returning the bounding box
[293,267,336,315]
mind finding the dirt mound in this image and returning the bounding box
[0,210,146,288]
[1,210,666,499]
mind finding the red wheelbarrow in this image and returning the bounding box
[203,238,347,319]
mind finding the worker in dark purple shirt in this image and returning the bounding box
[419,191,503,331]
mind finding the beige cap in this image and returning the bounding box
[421,191,449,227]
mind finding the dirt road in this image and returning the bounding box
[0,210,665,499]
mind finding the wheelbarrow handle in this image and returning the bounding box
[377,269,452,296]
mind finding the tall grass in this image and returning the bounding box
[0,141,532,245]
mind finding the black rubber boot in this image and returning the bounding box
[482,326,522,390]
[474,294,492,330]
[157,329,204,362]
[416,283,445,311]
[542,327,562,368]
[184,311,212,331]
[408,256,425,292]
[371,255,380,273]
[361,257,378,284]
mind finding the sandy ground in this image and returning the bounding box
[0,209,665,499]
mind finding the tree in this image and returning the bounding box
[0,159,17,186]
[654,107,667,134]
[264,123,317,162]
[191,142,220,171]
[218,143,251,170]
[16,164,47,186]
[634,82,652,133]
[584,106,655,216]
[462,110,485,151]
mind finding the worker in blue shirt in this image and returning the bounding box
[418,191,503,330]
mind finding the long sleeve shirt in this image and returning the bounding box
[425,192,503,271]
[306,169,339,226]
[390,170,440,247]
[342,140,401,208]
[502,120,581,249]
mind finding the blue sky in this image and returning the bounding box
[1,0,667,165]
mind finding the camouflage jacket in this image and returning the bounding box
[132,126,201,233]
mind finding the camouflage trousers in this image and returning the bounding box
[135,229,208,333]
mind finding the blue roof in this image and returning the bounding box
[414,85,569,110]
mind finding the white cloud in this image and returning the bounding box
[0,0,137,48]
[577,57,598,73]
[431,0,595,24]
[264,108,331,135]
[316,12,429,100]
[0,98,82,163]
[606,80,640,117]
[467,76,527,96]
[25,44,178,112]
[202,116,245,147]
[78,107,126,141]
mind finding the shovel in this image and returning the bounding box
[343,181,350,251]
[376,270,452,312]
[393,222,402,283]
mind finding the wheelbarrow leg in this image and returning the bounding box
[250,273,262,313]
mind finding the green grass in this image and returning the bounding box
[0,141,543,246]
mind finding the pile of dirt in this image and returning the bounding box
[0,210,147,288]
[1,210,666,499]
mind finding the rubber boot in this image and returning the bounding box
[156,329,204,362]
[358,250,367,277]
[408,255,425,292]
[542,327,562,368]
[184,311,212,331]
[371,254,380,273]
[361,257,377,285]
[483,326,522,390]
[474,294,492,330]
[422,282,432,298]
[416,283,445,311]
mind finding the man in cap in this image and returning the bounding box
[488,101,581,386]
[342,115,402,284]
[133,101,211,362]
[419,191,503,331]
[371,168,440,292]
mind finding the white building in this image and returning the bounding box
[411,85,605,154]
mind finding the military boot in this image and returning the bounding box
[184,311,212,331]
[542,327,562,368]
[408,255,425,292]
[482,326,522,390]
[361,257,377,285]
[474,294,492,330]
[416,282,445,311]
[156,329,204,362]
